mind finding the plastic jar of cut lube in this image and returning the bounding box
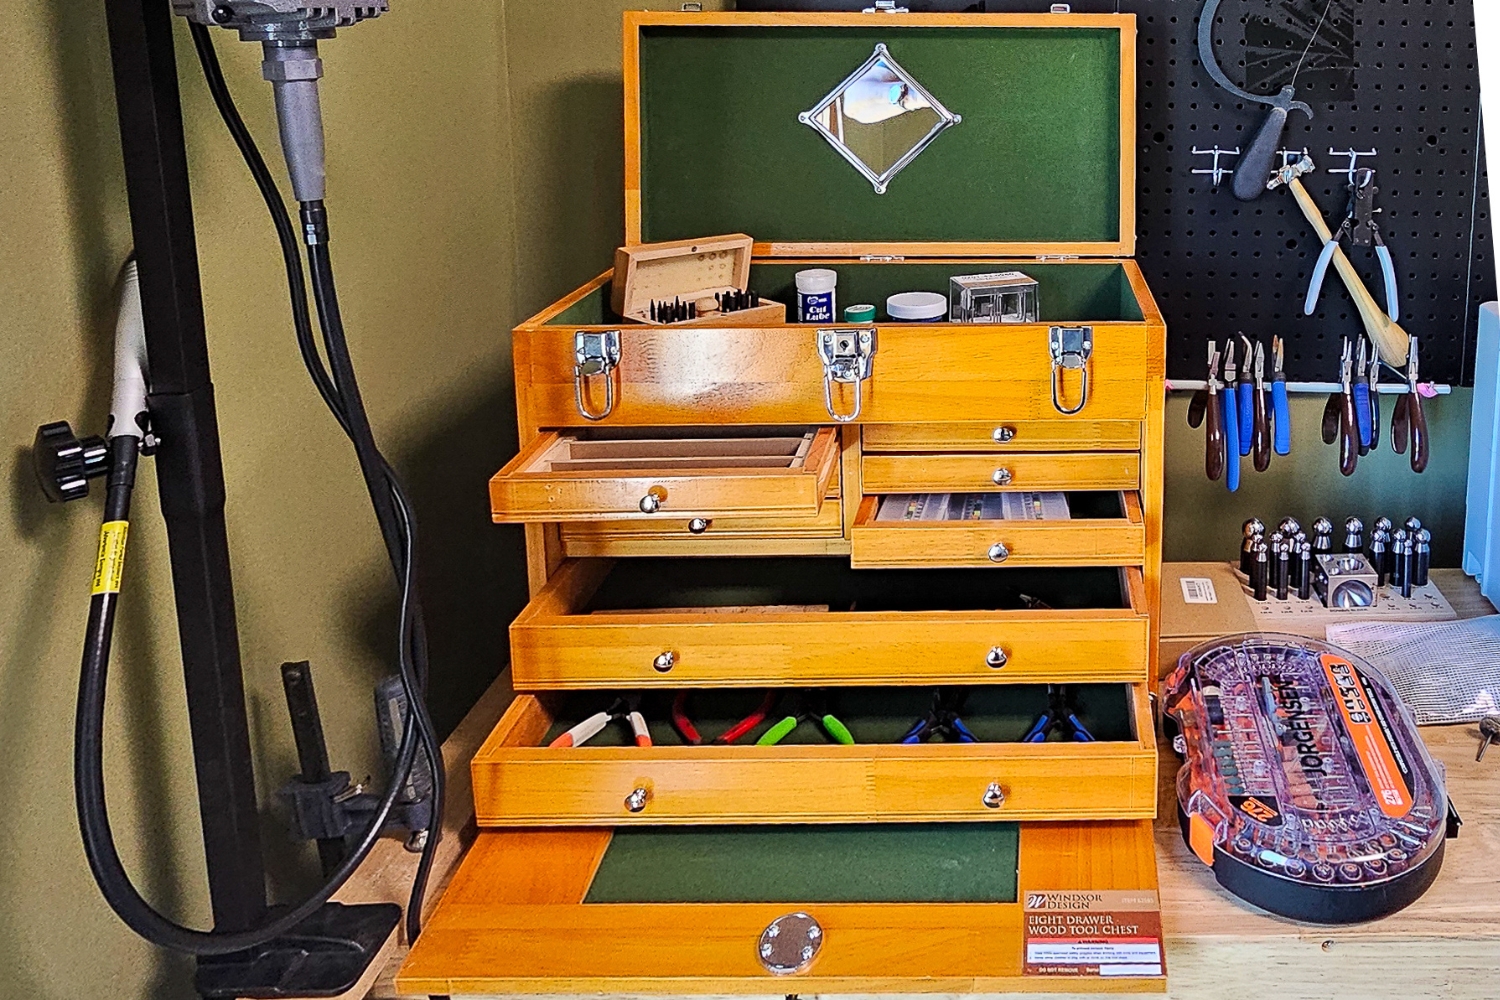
[796,269,837,323]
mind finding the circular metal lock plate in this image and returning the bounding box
[758,912,822,975]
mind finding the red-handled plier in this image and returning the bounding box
[671,690,777,745]
[549,694,652,747]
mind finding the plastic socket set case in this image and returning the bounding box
[1164,633,1450,923]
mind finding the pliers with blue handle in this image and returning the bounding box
[901,689,979,744]
[1353,337,1373,453]
[1270,336,1291,456]
[1220,340,1240,491]
[1305,168,1399,323]
[1236,334,1255,456]
[1021,685,1096,743]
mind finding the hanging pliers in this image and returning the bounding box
[1391,335,1430,473]
[1306,167,1400,323]
[756,690,855,746]
[1271,336,1291,456]
[1354,337,1374,453]
[1194,341,1230,482]
[1021,685,1096,743]
[1367,339,1382,450]
[1221,340,1241,491]
[1237,334,1255,456]
[1251,339,1271,471]
[901,689,979,744]
[549,694,652,748]
[1321,338,1359,477]
[671,689,777,746]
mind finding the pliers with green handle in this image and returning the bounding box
[756,690,855,746]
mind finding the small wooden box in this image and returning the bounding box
[610,233,787,326]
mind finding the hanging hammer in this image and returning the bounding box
[1268,155,1410,366]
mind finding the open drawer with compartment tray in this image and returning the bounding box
[509,557,1151,689]
[397,819,1165,994]
[851,491,1145,568]
[472,682,1157,826]
[490,426,840,523]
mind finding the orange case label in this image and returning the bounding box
[1320,653,1413,818]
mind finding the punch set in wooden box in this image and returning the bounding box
[402,10,1168,994]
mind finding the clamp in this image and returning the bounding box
[756,690,855,746]
[1021,685,1095,743]
[671,690,777,746]
[1306,167,1399,323]
[901,689,979,744]
[549,694,652,747]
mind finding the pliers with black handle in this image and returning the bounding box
[1390,336,1430,473]
[1322,338,1359,477]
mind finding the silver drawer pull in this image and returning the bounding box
[992,425,1017,443]
[625,786,650,813]
[987,542,1010,563]
[639,486,667,513]
[983,783,1006,809]
[985,646,1008,668]
[653,651,676,673]
[687,517,711,534]
[992,468,1013,486]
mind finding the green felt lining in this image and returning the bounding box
[544,262,1141,326]
[541,684,1135,747]
[637,26,1123,246]
[585,823,1020,903]
[585,557,1127,613]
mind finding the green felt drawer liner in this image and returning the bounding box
[584,557,1129,614]
[584,823,1020,904]
[547,261,1141,326]
[637,26,1122,246]
[540,683,1135,746]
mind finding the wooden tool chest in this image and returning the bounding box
[402,10,1166,994]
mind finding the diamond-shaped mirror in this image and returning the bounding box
[798,44,961,195]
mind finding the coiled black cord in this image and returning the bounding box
[69,23,445,956]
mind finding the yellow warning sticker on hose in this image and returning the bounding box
[91,521,129,595]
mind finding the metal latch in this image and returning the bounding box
[863,1,910,11]
[818,328,877,423]
[1048,326,1093,415]
[574,330,620,421]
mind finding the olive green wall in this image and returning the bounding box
[1,3,521,998]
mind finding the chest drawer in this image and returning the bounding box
[863,421,1141,453]
[472,683,1156,827]
[490,427,839,522]
[850,492,1144,569]
[510,558,1149,689]
[862,452,1140,493]
[560,487,845,558]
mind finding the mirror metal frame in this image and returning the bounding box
[798,43,962,195]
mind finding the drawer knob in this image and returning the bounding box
[992,426,1017,443]
[987,542,1010,563]
[687,517,711,534]
[639,486,667,513]
[985,647,1008,669]
[983,783,1006,809]
[992,468,1014,486]
[625,786,651,813]
[653,651,676,673]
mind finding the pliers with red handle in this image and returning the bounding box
[549,694,652,747]
[671,690,777,745]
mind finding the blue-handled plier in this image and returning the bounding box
[1270,336,1291,456]
[1305,168,1399,322]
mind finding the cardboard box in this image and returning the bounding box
[1159,562,1257,677]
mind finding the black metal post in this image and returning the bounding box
[102,0,267,934]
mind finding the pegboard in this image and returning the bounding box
[1123,0,1494,384]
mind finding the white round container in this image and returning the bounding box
[886,291,948,322]
[795,268,838,323]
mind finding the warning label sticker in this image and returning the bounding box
[1023,890,1165,978]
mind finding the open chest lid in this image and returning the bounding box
[625,11,1136,259]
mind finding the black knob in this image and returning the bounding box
[34,421,107,503]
